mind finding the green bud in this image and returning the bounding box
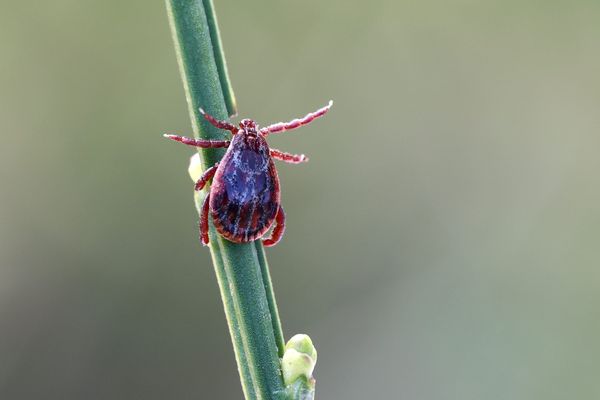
[282,349,314,386]
[285,334,317,363]
[188,153,203,182]
[282,334,317,386]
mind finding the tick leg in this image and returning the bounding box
[195,163,219,191]
[199,193,211,246]
[270,149,309,164]
[199,108,238,133]
[262,206,286,247]
[260,100,333,135]
[164,134,230,148]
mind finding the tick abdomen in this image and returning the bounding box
[210,134,280,242]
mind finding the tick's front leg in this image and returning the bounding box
[260,100,333,135]
[195,163,219,191]
[164,134,230,148]
[199,108,238,134]
[262,205,286,247]
[199,193,211,246]
[270,149,309,164]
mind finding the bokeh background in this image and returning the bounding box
[1,1,600,399]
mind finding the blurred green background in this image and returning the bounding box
[1,1,600,399]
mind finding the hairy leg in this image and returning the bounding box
[262,205,286,247]
[260,100,333,135]
[199,193,211,246]
[199,107,237,133]
[164,134,230,148]
[270,149,309,164]
[195,163,219,191]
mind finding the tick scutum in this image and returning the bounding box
[210,133,281,243]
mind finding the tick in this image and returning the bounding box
[165,101,333,247]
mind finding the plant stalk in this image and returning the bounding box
[165,1,286,399]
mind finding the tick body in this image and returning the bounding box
[165,101,332,247]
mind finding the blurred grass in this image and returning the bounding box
[1,1,600,399]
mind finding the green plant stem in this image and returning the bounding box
[165,1,286,399]
[201,0,237,117]
[255,242,285,358]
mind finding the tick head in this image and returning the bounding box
[239,119,259,137]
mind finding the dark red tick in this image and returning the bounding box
[165,101,333,247]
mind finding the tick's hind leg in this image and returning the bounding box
[260,100,333,135]
[199,193,211,246]
[195,163,219,191]
[270,149,308,164]
[262,206,286,247]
